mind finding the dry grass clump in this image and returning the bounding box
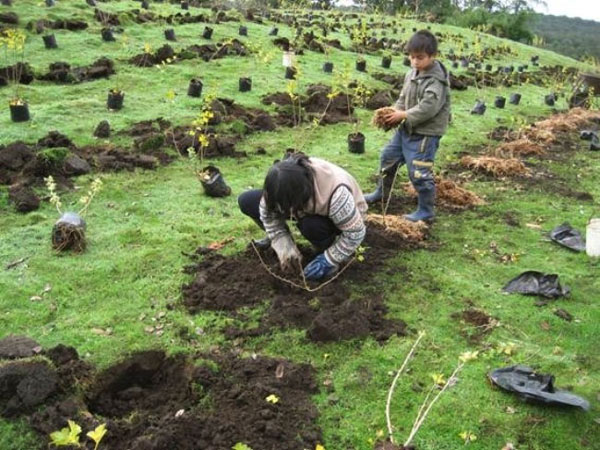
[367,214,429,241]
[372,107,397,131]
[494,139,545,157]
[460,156,530,177]
[404,177,485,209]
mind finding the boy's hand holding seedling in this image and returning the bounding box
[382,109,407,126]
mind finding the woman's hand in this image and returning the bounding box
[271,234,302,272]
[303,253,338,281]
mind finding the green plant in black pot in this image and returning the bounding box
[1,28,30,122]
[185,94,231,198]
[45,175,103,252]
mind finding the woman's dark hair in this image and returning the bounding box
[263,153,314,215]
[406,30,438,56]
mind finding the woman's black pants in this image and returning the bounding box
[238,189,339,250]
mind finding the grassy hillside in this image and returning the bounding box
[0,1,599,449]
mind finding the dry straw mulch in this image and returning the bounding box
[460,156,530,178]
[494,139,545,157]
[367,214,429,241]
[404,177,485,210]
[523,107,600,144]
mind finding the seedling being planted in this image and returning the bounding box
[45,176,103,252]
[50,421,107,450]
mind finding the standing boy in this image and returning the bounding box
[365,30,451,222]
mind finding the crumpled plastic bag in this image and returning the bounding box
[489,365,590,410]
[549,223,585,252]
[502,271,570,298]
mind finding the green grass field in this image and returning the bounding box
[1,1,599,449]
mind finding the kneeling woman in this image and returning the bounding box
[238,153,367,281]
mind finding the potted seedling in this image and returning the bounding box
[187,78,203,97]
[239,42,273,93]
[185,93,231,197]
[42,34,58,49]
[107,37,133,110]
[322,39,334,73]
[509,93,521,105]
[45,175,103,252]
[1,29,30,122]
[239,25,248,36]
[494,96,506,109]
[381,49,392,69]
[164,28,176,41]
[351,21,368,72]
[202,26,213,40]
[471,99,486,115]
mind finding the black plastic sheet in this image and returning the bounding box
[489,365,590,410]
[502,271,570,298]
[549,223,585,252]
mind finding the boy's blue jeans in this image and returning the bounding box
[379,128,440,195]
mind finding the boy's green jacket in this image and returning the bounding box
[394,60,451,136]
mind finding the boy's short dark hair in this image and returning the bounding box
[406,30,438,55]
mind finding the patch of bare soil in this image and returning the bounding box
[39,57,115,84]
[0,336,322,450]
[182,227,419,343]
[183,38,248,62]
[451,308,498,343]
[0,130,172,195]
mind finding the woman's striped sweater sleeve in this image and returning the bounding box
[324,185,366,265]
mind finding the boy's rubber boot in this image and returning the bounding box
[364,168,396,204]
[404,189,435,222]
[364,180,383,204]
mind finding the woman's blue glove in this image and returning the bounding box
[303,253,337,281]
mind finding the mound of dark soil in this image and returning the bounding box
[94,8,119,26]
[371,72,404,89]
[262,92,293,107]
[27,18,88,33]
[8,185,40,212]
[0,62,34,86]
[211,98,276,133]
[366,89,398,110]
[183,38,249,62]
[0,361,59,417]
[2,343,322,450]
[129,44,174,67]
[39,57,115,84]
[0,12,18,24]
[167,126,245,158]
[0,129,173,190]
[0,335,41,359]
[302,84,354,125]
[262,85,354,126]
[183,227,415,343]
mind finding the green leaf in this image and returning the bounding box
[232,443,253,450]
[87,423,107,448]
[49,420,81,447]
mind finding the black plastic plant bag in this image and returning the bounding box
[502,271,570,298]
[489,365,590,410]
[549,223,585,252]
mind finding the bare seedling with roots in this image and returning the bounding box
[367,214,429,242]
[460,155,530,177]
[372,107,397,131]
[404,177,484,210]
